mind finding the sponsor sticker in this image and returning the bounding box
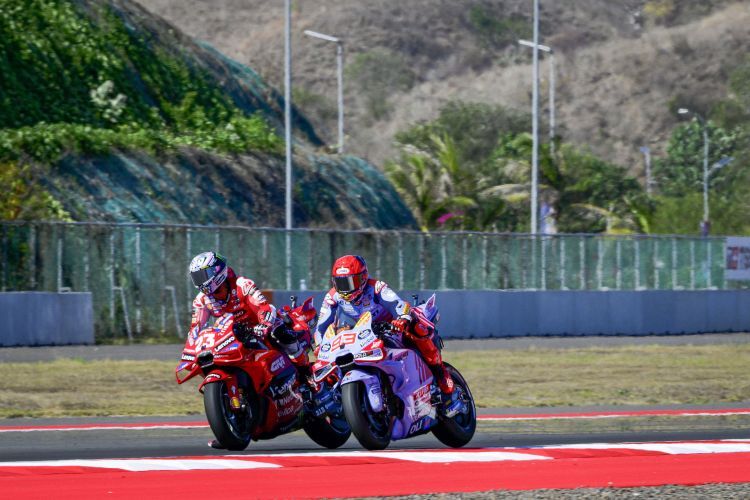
[357,328,372,340]
[270,356,286,373]
[181,353,196,361]
[216,335,235,352]
[408,418,424,435]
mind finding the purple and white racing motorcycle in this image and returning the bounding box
[311,295,476,450]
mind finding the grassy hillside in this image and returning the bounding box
[136,0,747,172]
[0,0,416,228]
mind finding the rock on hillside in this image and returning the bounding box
[135,0,746,176]
[2,0,416,229]
[48,148,413,228]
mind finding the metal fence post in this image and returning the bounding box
[29,223,36,290]
[635,238,641,290]
[136,227,142,335]
[690,239,696,289]
[596,238,603,289]
[462,236,468,289]
[440,235,447,289]
[482,235,488,289]
[419,233,426,290]
[560,236,566,290]
[579,237,585,290]
[707,240,713,289]
[671,237,678,289]
[398,232,404,290]
[540,235,547,290]
[616,238,622,290]
[654,240,660,289]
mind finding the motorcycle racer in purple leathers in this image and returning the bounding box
[314,255,455,401]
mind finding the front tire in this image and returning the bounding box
[431,363,476,448]
[342,381,392,450]
[204,380,255,451]
[303,414,351,449]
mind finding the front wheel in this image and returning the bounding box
[303,414,351,449]
[431,363,476,448]
[342,381,392,450]
[204,380,255,451]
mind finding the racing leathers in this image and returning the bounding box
[314,278,454,395]
[189,269,311,375]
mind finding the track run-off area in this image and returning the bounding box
[1,408,749,498]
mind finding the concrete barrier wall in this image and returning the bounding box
[268,290,750,339]
[0,292,95,346]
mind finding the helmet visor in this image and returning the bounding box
[190,267,218,291]
[333,273,366,294]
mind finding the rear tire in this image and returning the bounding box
[204,380,255,451]
[431,363,476,448]
[342,381,392,450]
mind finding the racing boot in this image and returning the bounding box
[406,333,460,416]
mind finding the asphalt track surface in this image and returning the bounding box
[0,332,748,463]
[1,334,748,497]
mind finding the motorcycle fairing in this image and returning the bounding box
[341,369,384,412]
[327,313,439,441]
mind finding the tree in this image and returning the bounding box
[653,120,737,197]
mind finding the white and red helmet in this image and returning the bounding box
[189,251,229,295]
[331,255,368,302]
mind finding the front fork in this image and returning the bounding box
[341,369,385,413]
[199,371,246,411]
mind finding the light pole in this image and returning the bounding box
[639,146,652,196]
[519,39,555,157]
[284,0,292,230]
[284,0,292,289]
[304,30,345,154]
[530,0,539,235]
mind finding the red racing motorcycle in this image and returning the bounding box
[176,296,350,450]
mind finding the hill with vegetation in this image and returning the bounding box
[137,0,750,235]
[0,0,416,229]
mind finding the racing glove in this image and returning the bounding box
[390,315,411,333]
[253,322,273,338]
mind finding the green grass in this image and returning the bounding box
[0,344,748,418]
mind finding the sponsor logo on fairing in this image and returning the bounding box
[320,343,331,353]
[278,400,302,418]
[205,373,221,381]
[276,391,300,407]
[357,329,372,339]
[408,418,425,435]
[270,356,287,373]
[181,353,196,361]
[216,335,235,351]
[269,377,295,398]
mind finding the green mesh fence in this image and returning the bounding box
[0,221,734,341]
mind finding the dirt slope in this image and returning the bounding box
[135,0,749,178]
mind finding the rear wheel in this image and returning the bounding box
[204,380,256,451]
[431,363,476,448]
[342,381,392,450]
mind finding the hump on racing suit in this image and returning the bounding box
[313,278,410,345]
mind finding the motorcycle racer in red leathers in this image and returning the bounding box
[188,251,312,383]
[314,255,456,407]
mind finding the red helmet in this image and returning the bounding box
[331,255,368,302]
